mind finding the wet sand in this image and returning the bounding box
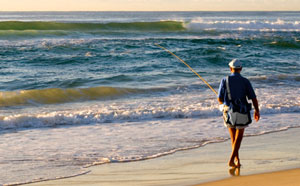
[29,127,300,186]
[196,168,300,186]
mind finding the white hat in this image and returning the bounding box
[228,59,242,69]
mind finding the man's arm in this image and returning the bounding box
[252,98,260,122]
[217,78,225,105]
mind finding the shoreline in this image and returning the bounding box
[27,127,300,186]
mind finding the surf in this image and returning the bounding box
[187,18,300,32]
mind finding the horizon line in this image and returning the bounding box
[0,10,300,12]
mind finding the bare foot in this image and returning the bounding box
[229,167,236,176]
[229,167,241,176]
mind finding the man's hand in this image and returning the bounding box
[217,97,223,105]
[254,110,260,122]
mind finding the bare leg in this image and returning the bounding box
[228,128,244,167]
[228,128,237,167]
[235,129,245,167]
[229,128,239,163]
[228,128,236,145]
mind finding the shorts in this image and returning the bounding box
[223,105,249,129]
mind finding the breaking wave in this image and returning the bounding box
[1,100,299,131]
[1,18,299,39]
[0,86,145,107]
[0,21,185,32]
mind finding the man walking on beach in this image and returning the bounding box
[218,59,260,168]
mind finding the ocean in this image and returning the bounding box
[0,11,299,185]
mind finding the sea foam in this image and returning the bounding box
[186,18,300,32]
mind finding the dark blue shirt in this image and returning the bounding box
[218,73,256,106]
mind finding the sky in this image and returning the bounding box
[0,0,299,11]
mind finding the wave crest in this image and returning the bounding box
[0,86,143,107]
[0,21,185,32]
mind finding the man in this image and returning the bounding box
[218,59,260,168]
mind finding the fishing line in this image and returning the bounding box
[155,43,218,96]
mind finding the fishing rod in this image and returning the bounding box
[155,43,218,96]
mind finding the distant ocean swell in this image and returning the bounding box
[0,19,299,35]
[0,21,185,31]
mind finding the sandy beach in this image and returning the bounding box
[196,168,300,186]
[27,126,300,186]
